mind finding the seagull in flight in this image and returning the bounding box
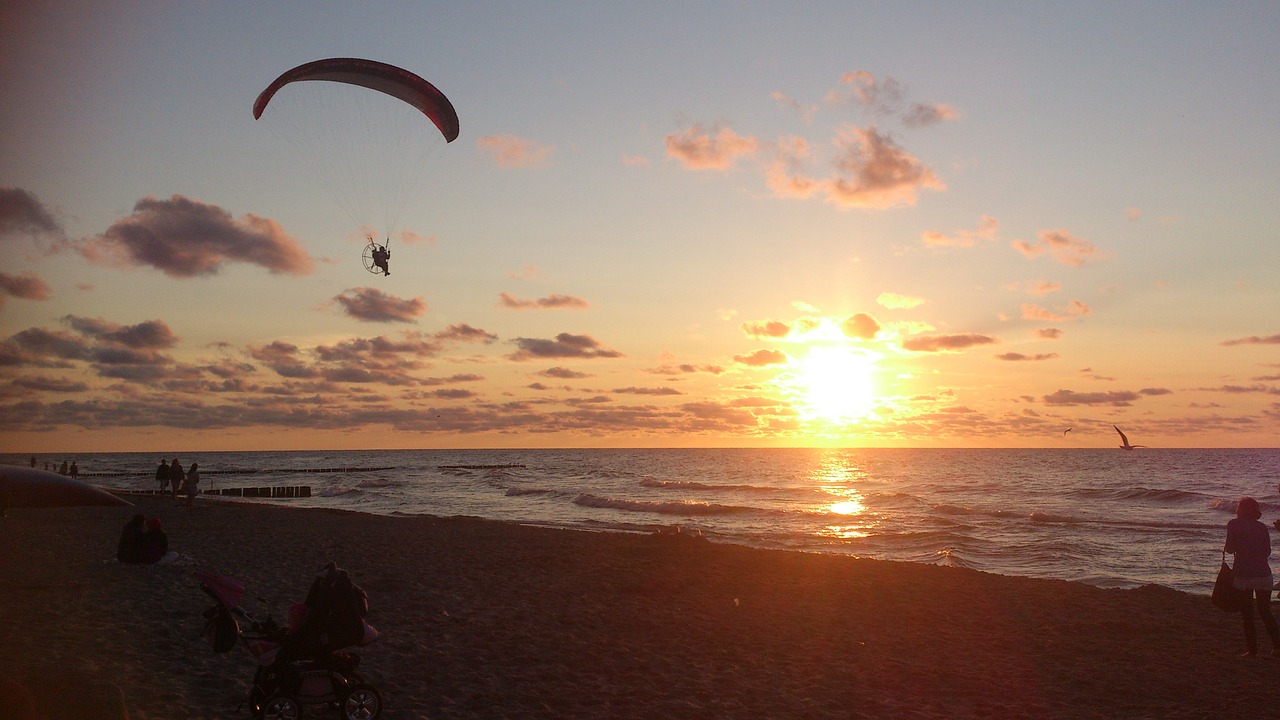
[1063,428,1072,436]
[1114,425,1146,450]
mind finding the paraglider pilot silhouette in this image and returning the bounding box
[370,241,390,276]
[252,58,459,275]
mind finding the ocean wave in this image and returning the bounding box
[356,477,396,488]
[639,478,817,495]
[1029,512,1079,524]
[317,485,360,497]
[506,487,556,497]
[573,493,758,517]
[1073,487,1209,503]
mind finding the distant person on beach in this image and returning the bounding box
[1225,497,1280,657]
[69,462,78,479]
[169,459,184,499]
[185,463,200,508]
[156,459,169,493]
[58,460,68,475]
[117,514,146,563]
[29,456,35,468]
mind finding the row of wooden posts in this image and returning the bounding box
[207,486,312,498]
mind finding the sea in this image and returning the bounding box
[10,448,1279,595]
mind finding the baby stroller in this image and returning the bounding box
[197,565,382,720]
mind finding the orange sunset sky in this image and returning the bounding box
[2,2,1278,452]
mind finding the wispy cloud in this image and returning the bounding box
[1042,388,1168,406]
[498,292,589,310]
[902,333,998,352]
[996,352,1059,361]
[0,187,62,238]
[1012,229,1103,267]
[476,134,555,168]
[1222,334,1280,346]
[877,292,924,310]
[1021,301,1091,322]
[922,215,998,248]
[665,124,760,170]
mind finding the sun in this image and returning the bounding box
[790,346,879,423]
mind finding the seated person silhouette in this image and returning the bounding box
[371,244,390,276]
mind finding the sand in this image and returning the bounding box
[0,493,1275,720]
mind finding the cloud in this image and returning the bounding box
[335,287,426,323]
[733,349,787,367]
[539,367,591,379]
[0,187,62,238]
[476,134,555,168]
[1025,280,1061,296]
[1042,389,1142,406]
[81,195,314,277]
[825,72,959,128]
[1036,328,1064,340]
[249,341,318,379]
[922,215,998,248]
[823,126,944,209]
[613,386,683,396]
[509,333,623,361]
[63,316,177,349]
[11,375,88,393]
[1222,334,1280,346]
[903,102,959,127]
[0,272,50,305]
[877,292,924,310]
[826,71,905,115]
[770,91,818,123]
[498,292,589,310]
[996,352,1059,361]
[1021,301,1091,322]
[435,324,499,345]
[841,313,881,340]
[1012,229,1102,267]
[741,319,792,339]
[647,363,725,376]
[902,333,998,352]
[1197,384,1280,395]
[3,316,181,382]
[665,124,760,170]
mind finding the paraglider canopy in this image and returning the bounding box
[251,57,458,271]
[253,57,459,143]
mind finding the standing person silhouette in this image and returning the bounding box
[156,459,169,493]
[184,462,200,508]
[1225,496,1280,657]
[169,458,184,500]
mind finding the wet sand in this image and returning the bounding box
[0,494,1274,719]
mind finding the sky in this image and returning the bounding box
[2,1,1278,452]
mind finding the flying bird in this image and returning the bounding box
[1114,425,1146,450]
[1063,428,1072,436]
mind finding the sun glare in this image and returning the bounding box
[791,346,879,424]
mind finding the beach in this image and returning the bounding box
[1,494,1276,720]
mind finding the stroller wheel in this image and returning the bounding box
[260,693,301,720]
[342,683,382,720]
